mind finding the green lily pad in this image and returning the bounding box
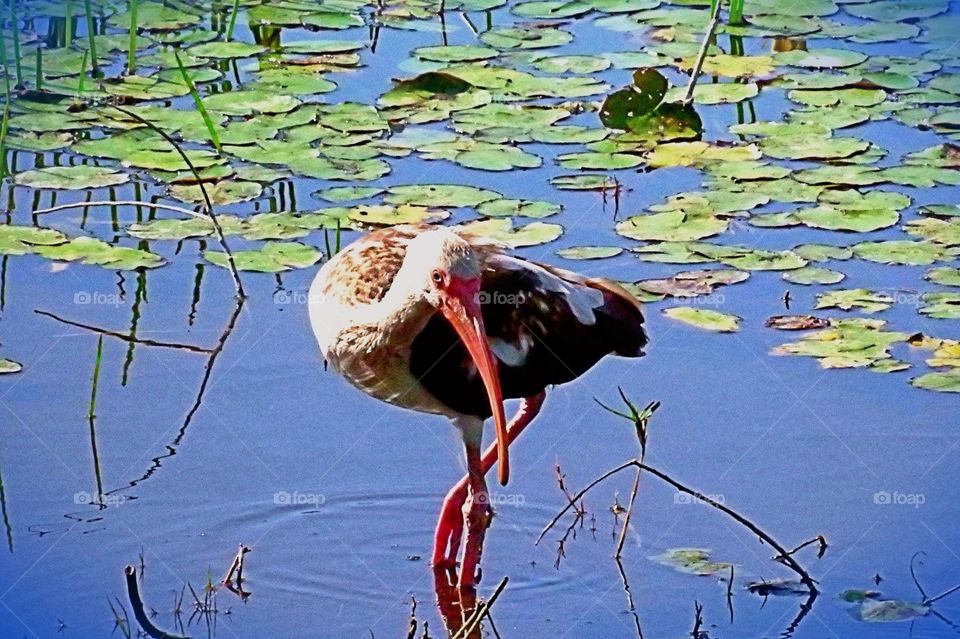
[0,359,22,375]
[383,184,501,208]
[773,318,909,369]
[846,1,947,21]
[317,186,384,203]
[793,244,853,262]
[413,45,500,63]
[479,26,574,50]
[775,48,868,69]
[783,267,845,285]
[663,307,741,332]
[647,141,761,168]
[855,599,930,622]
[190,41,267,59]
[636,269,749,298]
[550,174,619,190]
[616,210,727,242]
[652,548,732,576]
[913,369,960,393]
[760,136,871,160]
[205,241,322,272]
[600,68,668,129]
[34,236,164,270]
[457,218,563,247]
[203,90,302,115]
[169,181,263,206]
[557,246,623,260]
[816,289,894,313]
[920,292,960,319]
[925,267,960,287]
[477,199,561,218]
[14,166,130,190]
[853,240,954,265]
[348,205,449,226]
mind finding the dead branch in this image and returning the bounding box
[34,200,207,220]
[124,565,189,639]
[35,309,215,353]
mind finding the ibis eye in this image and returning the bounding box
[431,270,444,284]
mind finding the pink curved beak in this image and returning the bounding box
[439,283,509,486]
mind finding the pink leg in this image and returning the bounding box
[459,441,488,588]
[431,392,546,568]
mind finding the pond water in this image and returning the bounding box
[1,0,960,637]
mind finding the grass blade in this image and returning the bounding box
[65,0,73,46]
[225,0,241,41]
[0,100,10,179]
[8,0,22,87]
[0,23,10,98]
[83,0,99,76]
[126,0,138,75]
[174,52,221,153]
[89,335,103,419]
[730,0,744,25]
[77,48,88,99]
[34,46,41,90]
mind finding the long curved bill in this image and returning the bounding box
[440,292,510,485]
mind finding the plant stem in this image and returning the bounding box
[225,0,241,41]
[0,25,9,98]
[34,46,41,90]
[83,0,99,76]
[89,335,103,419]
[126,0,138,75]
[681,0,723,105]
[0,101,9,179]
[65,0,73,46]
[108,105,245,298]
[77,48,87,98]
[174,52,221,152]
[8,0,22,87]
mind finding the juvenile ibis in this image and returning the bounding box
[308,224,646,586]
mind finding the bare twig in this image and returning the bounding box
[681,0,723,105]
[34,200,207,219]
[35,309,215,353]
[124,565,189,639]
[778,535,828,562]
[911,552,929,601]
[107,104,245,298]
[726,564,735,623]
[221,544,251,586]
[450,576,508,639]
[691,600,704,638]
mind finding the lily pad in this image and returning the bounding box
[783,267,845,285]
[652,548,732,576]
[0,359,22,375]
[14,166,130,190]
[816,289,893,313]
[457,218,563,247]
[205,241,322,273]
[855,599,930,623]
[662,307,741,332]
[557,246,623,260]
[384,184,501,208]
[773,318,909,369]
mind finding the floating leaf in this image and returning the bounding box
[783,267,845,285]
[652,548,732,576]
[457,218,563,247]
[205,241,322,272]
[384,184,501,208]
[816,289,893,313]
[550,174,619,190]
[855,599,930,623]
[617,210,727,242]
[913,369,960,393]
[920,292,960,319]
[853,240,954,265]
[557,246,623,260]
[477,199,561,218]
[14,166,130,190]
[747,580,809,597]
[662,307,741,332]
[0,359,22,375]
[636,269,749,298]
[766,315,831,331]
[773,318,909,369]
[925,267,960,287]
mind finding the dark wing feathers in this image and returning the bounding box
[410,253,646,418]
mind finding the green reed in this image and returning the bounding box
[127,0,138,74]
[83,0,99,75]
[175,52,221,152]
